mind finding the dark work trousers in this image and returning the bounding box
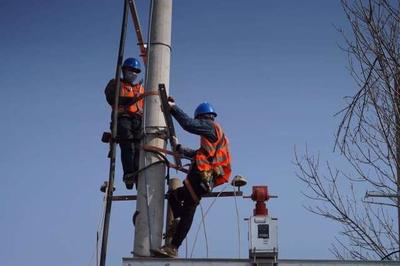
[168,165,208,248]
[116,115,142,177]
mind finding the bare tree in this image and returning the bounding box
[295,0,400,260]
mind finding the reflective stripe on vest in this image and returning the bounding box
[118,82,145,114]
[195,122,232,187]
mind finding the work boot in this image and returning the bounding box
[156,244,178,258]
[123,173,135,190]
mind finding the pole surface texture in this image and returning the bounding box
[134,0,173,256]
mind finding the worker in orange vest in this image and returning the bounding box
[156,100,232,258]
[104,57,144,189]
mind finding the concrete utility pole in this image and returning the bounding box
[134,0,173,256]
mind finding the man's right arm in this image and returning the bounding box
[177,144,196,158]
[170,105,217,142]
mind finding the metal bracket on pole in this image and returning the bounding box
[158,83,182,169]
[111,191,244,201]
[128,0,147,65]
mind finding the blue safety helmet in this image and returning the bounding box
[122,57,141,73]
[194,102,217,118]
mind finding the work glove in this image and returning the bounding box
[167,96,176,108]
[175,144,183,154]
[175,144,196,158]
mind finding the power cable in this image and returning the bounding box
[190,184,229,258]
[129,148,171,184]
[199,204,209,258]
[140,0,155,252]
[88,194,107,266]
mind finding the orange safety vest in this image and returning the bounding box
[118,81,145,115]
[195,122,232,187]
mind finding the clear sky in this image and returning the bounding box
[0,1,356,265]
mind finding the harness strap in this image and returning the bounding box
[125,90,159,106]
[215,133,225,151]
[118,91,159,114]
[142,145,190,174]
[183,178,199,204]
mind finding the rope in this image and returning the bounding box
[142,144,190,174]
[233,185,241,258]
[190,184,229,258]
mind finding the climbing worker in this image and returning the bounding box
[156,99,232,258]
[104,57,144,190]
